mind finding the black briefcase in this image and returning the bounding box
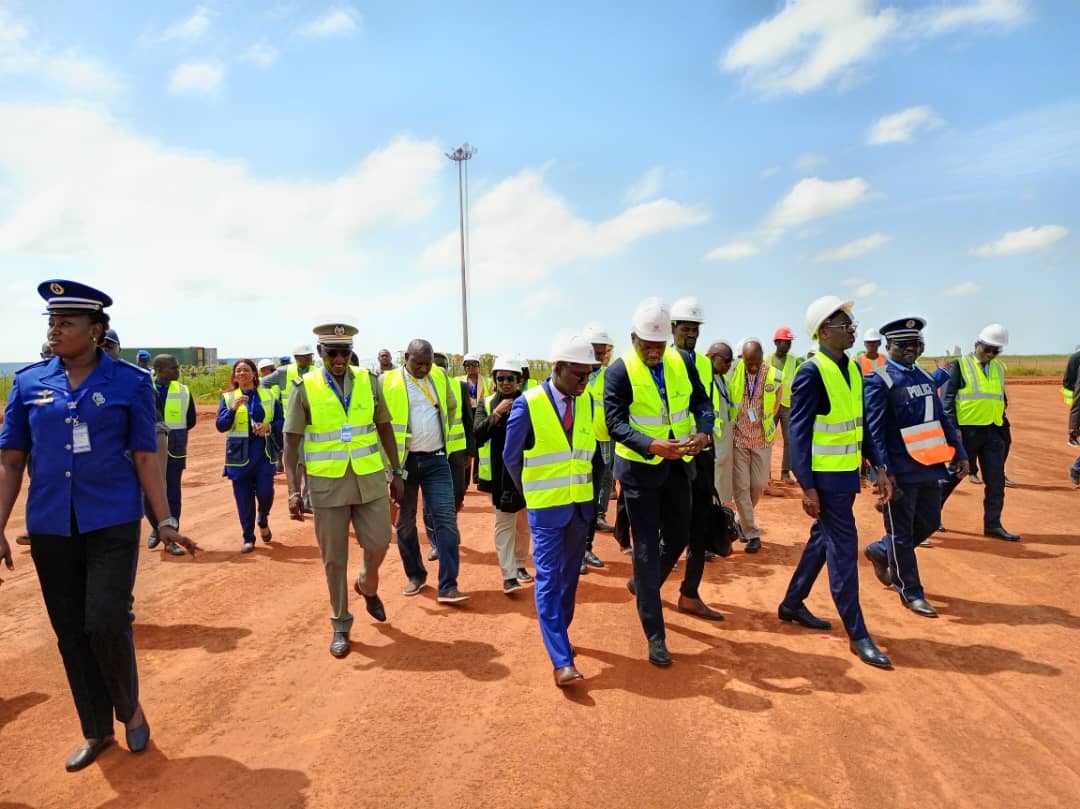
[705,490,738,557]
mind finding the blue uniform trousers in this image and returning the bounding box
[782,492,869,640]
[143,457,185,530]
[395,451,461,594]
[530,511,589,668]
[867,481,939,602]
[230,460,276,544]
[940,425,1006,530]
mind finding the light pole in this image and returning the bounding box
[446,143,476,353]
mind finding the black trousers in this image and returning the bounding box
[30,521,141,740]
[623,462,692,641]
[941,425,1006,529]
[657,451,713,600]
[613,488,631,550]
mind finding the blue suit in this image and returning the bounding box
[504,381,594,669]
[216,389,283,545]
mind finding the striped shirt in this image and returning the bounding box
[733,367,769,449]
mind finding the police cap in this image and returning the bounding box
[38,279,113,314]
[313,323,358,347]
[879,317,926,341]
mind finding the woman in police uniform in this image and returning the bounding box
[216,359,283,553]
[0,280,197,772]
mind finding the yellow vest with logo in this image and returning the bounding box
[807,354,863,473]
[223,388,275,467]
[615,346,694,465]
[730,362,782,443]
[769,353,797,407]
[162,380,192,459]
[521,385,596,509]
[381,367,453,466]
[587,366,610,441]
[303,368,383,478]
[955,354,1006,427]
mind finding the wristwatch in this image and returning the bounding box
[157,517,179,531]
[391,468,404,477]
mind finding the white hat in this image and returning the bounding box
[257,358,276,370]
[805,295,854,340]
[631,297,671,342]
[463,352,480,363]
[670,296,705,324]
[863,327,883,342]
[582,323,613,345]
[292,343,314,356]
[977,323,1009,348]
[550,334,596,364]
[492,355,521,374]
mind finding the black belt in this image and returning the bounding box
[408,449,446,456]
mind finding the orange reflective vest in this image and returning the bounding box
[858,353,886,376]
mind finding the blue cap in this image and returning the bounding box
[137,350,151,360]
[38,279,112,314]
[279,355,290,364]
[103,329,120,346]
[879,317,926,340]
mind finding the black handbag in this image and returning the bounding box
[704,489,738,557]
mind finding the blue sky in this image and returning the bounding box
[0,0,1076,363]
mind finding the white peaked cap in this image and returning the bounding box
[292,344,314,356]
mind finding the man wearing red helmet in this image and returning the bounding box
[768,327,800,484]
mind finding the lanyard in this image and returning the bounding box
[324,370,351,412]
[745,367,761,403]
[715,375,731,407]
[407,371,439,408]
[649,362,667,405]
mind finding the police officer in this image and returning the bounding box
[101,328,121,360]
[135,349,151,371]
[862,319,969,617]
[940,324,1018,541]
[284,323,402,658]
[146,354,195,555]
[0,280,197,771]
[504,334,596,686]
[778,296,893,669]
[605,298,714,666]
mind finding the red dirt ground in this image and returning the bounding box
[1,385,1077,809]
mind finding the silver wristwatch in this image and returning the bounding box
[157,517,179,531]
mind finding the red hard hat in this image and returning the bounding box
[773,327,795,341]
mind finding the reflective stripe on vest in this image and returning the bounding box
[477,395,494,482]
[303,368,382,478]
[223,388,275,467]
[445,376,467,454]
[872,367,956,466]
[587,366,610,441]
[614,346,693,465]
[858,353,886,376]
[521,386,596,509]
[381,367,452,465]
[769,353,796,407]
[807,354,863,472]
[163,381,191,459]
[955,354,1005,427]
[729,361,782,443]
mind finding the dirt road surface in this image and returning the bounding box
[1,385,1077,809]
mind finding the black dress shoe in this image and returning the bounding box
[626,578,637,596]
[65,737,114,772]
[850,637,892,669]
[595,518,615,533]
[584,550,605,568]
[126,717,151,752]
[984,526,1020,542]
[579,558,588,575]
[362,593,387,622]
[648,638,671,667]
[863,545,893,587]
[778,602,832,630]
[745,536,761,553]
[330,631,350,658]
[904,598,938,618]
[427,547,440,561]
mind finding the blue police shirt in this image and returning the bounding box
[0,353,158,536]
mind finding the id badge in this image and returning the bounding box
[73,422,92,454]
[747,408,758,424]
[340,424,353,443]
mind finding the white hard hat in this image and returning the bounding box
[582,322,613,345]
[670,296,705,324]
[257,358,276,370]
[292,344,314,356]
[492,355,520,374]
[863,328,883,342]
[550,334,596,365]
[805,295,854,340]
[977,323,1009,348]
[515,354,530,371]
[631,297,671,342]
[463,352,480,363]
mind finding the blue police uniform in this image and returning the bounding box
[862,319,968,607]
[0,280,158,744]
[216,385,283,546]
[504,380,595,669]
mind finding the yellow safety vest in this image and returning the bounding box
[302,368,383,478]
[614,346,694,465]
[382,367,453,466]
[223,387,275,467]
[445,375,467,455]
[520,378,539,391]
[162,380,192,459]
[521,385,596,510]
[730,362,782,443]
[955,354,1006,427]
[1063,387,1074,407]
[769,353,797,407]
[477,394,495,483]
[709,372,735,442]
[281,365,307,416]
[807,354,863,473]
[587,366,610,441]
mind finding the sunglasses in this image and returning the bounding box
[892,339,924,350]
[981,345,1001,356]
[494,374,518,383]
[324,348,351,358]
[822,320,859,335]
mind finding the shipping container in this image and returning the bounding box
[118,347,218,367]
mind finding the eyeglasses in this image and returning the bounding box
[980,345,1001,356]
[324,348,351,358]
[494,375,518,383]
[821,320,858,335]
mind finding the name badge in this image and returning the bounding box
[73,422,92,454]
[747,408,758,424]
[341,425,353,443]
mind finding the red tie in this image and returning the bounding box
[562,396,574,431]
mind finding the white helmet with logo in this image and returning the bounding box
[670,296,705,324]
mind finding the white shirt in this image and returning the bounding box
[405,373,445,452]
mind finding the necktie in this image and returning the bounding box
[562,396,574,432]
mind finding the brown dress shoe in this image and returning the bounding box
[553,665,584,687]
[677,595,725,621]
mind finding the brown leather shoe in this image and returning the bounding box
[553,665,584,687]
[677,595,725,621]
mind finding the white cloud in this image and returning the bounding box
[419,170,708,291]
[705,241,759,261]
[970,225,1068,256]
[766,176,870,233]
[299,6,359,37]
[812,232,893,263]
[794,153,827,172]
[944,281,982,297]
[0,10,123,96]
[840,277,879,298]
[163,6,212,41]
[919,0,1029,36]
[721,0,899,96]
[868,105,942,144]
[168,61,224,95]
[759,165,781,180]
[239,43,278,69]
[521,287,568,321]
[625,166,663,203]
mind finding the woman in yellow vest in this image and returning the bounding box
[503,335,597,686]
[779,296,894,669]
[215,359,283,553]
